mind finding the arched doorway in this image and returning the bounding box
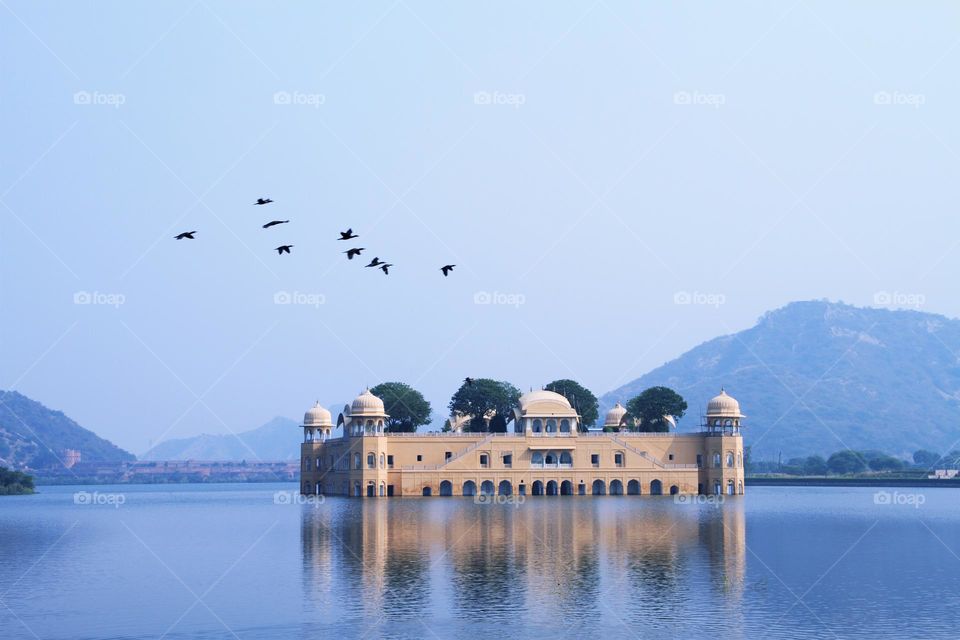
[498,480,512,496]
[670,485,679,495]
[650,479,663,496]
[439,480,453,496]
[727,481,735,496]
[532,480,544,496]
[627,480,640,495]
[609,480,623,495]
[422,486,432,496]
[463,480,477,496]
[560,480,574,495]
[480,480,495,496]
[592,479,606,495]
[546,480,558,496]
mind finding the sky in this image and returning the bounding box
[2,1,959,454]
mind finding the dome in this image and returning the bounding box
[706,389,743,418]
[604,402,627,427]
[303,401,332,427]
[518,389,577,416]
[350,388,386,416]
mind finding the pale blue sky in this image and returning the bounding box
[2,1,958,453]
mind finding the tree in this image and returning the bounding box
[370,382,432,432]
[867,455,904,472]
[913,449,940,468]
[827,450,867,474]
[803,455,828,475]
[544,379,599,430]
[448,379,521,433]
[625,387,687,432]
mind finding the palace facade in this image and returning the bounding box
[299,388,745,498]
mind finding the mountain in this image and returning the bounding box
[141,416,299,461]
[600,300,960,461]
[0,391,135,469]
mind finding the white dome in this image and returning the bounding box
[350,388,386,416]
[604,402,627,427]
[518,389,577,416]
[303,401,332,427]
[706,389,743,418]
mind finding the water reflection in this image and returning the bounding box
[301,498,745,635]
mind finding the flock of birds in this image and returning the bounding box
[174,197,456,277]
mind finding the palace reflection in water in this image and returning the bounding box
[300,498,745,638]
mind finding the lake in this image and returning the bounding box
[1,484,958,639]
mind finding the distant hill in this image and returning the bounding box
[0,391,135,469]
[141,416,299,461]
[600,301,960,461]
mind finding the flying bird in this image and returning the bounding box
[174,231,196,240]
[275,245,293,255]
[440,264,456,277]
[254,198,273,205]
[262,220,289,229]
[365,257,384,268]
[338,228,358,240]
[379,263,393,275]
[344,248,364,260]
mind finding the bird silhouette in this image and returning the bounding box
[275,245,293,255]
[379,263,393,275]
[254,198,274,205]
[365,257,384,268]
[262,220,289,229]
[174,231,196,240]
[338,228,358,240]
[464,377,474,387]
[344,248,364,260]
[440,264,456,276]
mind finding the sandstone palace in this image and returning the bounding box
[299,388,745,498]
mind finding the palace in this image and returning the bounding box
[299,388,745,498]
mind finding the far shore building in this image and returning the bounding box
[299,388,745,498]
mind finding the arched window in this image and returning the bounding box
[546,419,556,432]
[545,453,557,465]
[439,480,453,496]
[738,481,743,494]
[303,457,311,471]
[462,480,476,496]
[315,458,321,470]
[737,452,743,468]
[367,453,375,469]
[532,419,542,433]
[531,451,544,465]
[379,483,385,497]
[726,452,734,468]
[713,452,721,468]
[559,451,572,465]
[354,453,361,470]
[380,453,385,468]
[315,482,322,495]
[650,479,663,495]
[560,419,570,433]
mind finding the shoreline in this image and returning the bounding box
[747,476,960,488]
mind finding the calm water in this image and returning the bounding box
[1,484,958,639]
